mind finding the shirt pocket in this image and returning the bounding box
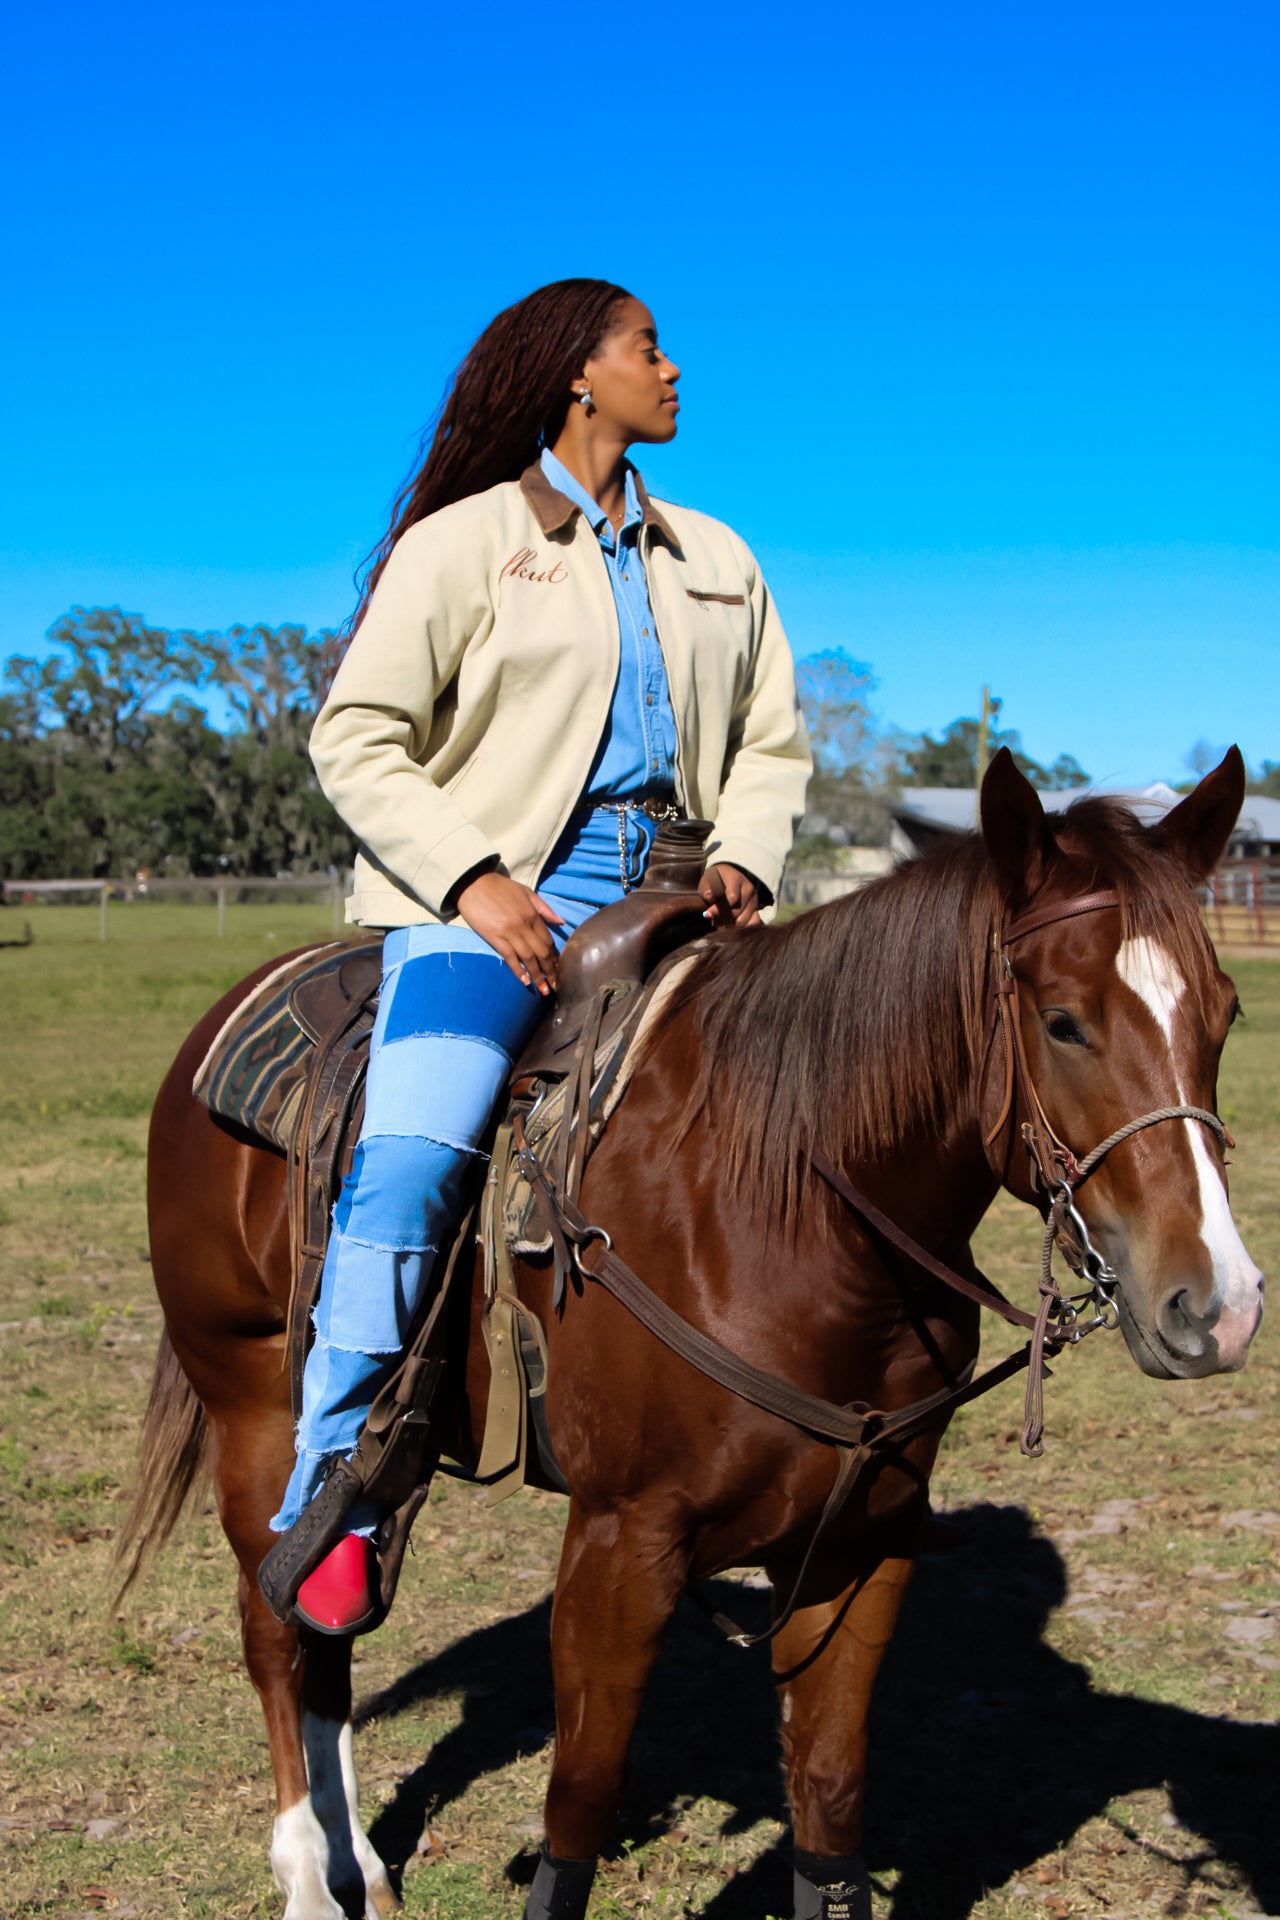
[685,589,747,606]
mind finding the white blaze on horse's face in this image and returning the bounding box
[1112,936,1263,1375]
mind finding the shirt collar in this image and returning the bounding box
[521,452,681,550]
[538,447,642,543]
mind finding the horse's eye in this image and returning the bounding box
[1044,1009,1087,1047]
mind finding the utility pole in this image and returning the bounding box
[975,685,1001,791]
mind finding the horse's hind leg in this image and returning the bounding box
[770,1533,919,1920]
[529,1501,687,1920]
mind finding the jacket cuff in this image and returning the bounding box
[441,854,502,915]
[409,823,503,918]
[716,861,773,908]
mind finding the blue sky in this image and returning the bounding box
[2,0,1276,784]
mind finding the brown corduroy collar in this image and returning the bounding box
[519,459,681,550]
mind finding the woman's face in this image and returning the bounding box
[582,299,680,445]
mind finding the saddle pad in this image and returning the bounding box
[191,941,378,1153]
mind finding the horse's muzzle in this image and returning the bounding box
[1125,1272,1265,1378]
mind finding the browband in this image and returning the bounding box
[1002,889,1121,945]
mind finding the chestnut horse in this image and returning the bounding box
[120,751,1262,1920]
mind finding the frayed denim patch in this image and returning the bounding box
[319,1234,438,1353]
[363,1032,518,1142]
[331,1133,473,1249]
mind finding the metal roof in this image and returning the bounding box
[1233,795,1280,844]
[892,783,1280,847]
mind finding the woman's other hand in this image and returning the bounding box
[700,862,762,929]
[455,872,564,994]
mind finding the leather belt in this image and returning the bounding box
[593,793,684,821]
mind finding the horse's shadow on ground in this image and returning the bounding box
[357,1504,1279,1918]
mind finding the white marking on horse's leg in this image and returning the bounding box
[337,1720,399,1917]
[303,1712,399,1919]
[271,1796,344,1920]
[1115,937,1262,1358]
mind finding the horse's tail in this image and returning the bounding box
[112,1329,208,1608]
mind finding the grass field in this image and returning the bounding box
[0,902,1276,1920]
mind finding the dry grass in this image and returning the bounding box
[0,906,1275,1919]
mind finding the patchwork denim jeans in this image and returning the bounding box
[270,805,658,1533]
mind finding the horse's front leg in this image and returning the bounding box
[205,1377,397,1920]
[298,1633,400,1919]
[770,1519,921,1920]
[528,1498,687,1920]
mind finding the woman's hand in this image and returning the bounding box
[700,862,763,929]
[455,872,564,994]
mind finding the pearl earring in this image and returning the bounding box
[577,388,593,409]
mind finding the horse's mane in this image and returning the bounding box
[667,797,1220,1230]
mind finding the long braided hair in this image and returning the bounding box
[334,277,631,664]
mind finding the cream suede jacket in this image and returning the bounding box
[311,461,811,928]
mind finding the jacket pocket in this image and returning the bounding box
[686,589,746,605]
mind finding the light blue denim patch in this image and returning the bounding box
[321,1237,437,1354]
[269,1331,394,1533]
[363,1033,516,1147]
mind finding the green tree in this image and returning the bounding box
[0,608,351,879]
[7,607,203,767]
[794,649,896,849]
[901,717,1090,791]
[193,624,350,873]
[0,692,58,878]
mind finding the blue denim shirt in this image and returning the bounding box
[539,447,678,799]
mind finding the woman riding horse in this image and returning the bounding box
[269,279,810,1640]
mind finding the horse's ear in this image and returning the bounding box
[1152,746,1245,879]
[980,746,1052,903]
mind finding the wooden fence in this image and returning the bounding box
[1201,859,1280,949]
[8,858,1280,949]
[4,873,350,940]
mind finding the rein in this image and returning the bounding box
[513,885,1231,1647]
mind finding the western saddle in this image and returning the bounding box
[253,818,713,1627]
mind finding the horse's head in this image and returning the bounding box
[979,747,1263,1379]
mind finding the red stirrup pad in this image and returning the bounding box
[294,1533,376,1635]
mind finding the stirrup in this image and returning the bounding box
[257,1458,370,1628]
[295,1534,379,1636]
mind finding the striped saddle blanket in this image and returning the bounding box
[190,932,700,1223]
[191,939,383,1153]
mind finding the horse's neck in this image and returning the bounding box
[859,1117,1001,1266]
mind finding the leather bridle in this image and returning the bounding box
[978,887,1229,1360]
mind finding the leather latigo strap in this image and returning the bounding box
[285,969,381,1421]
